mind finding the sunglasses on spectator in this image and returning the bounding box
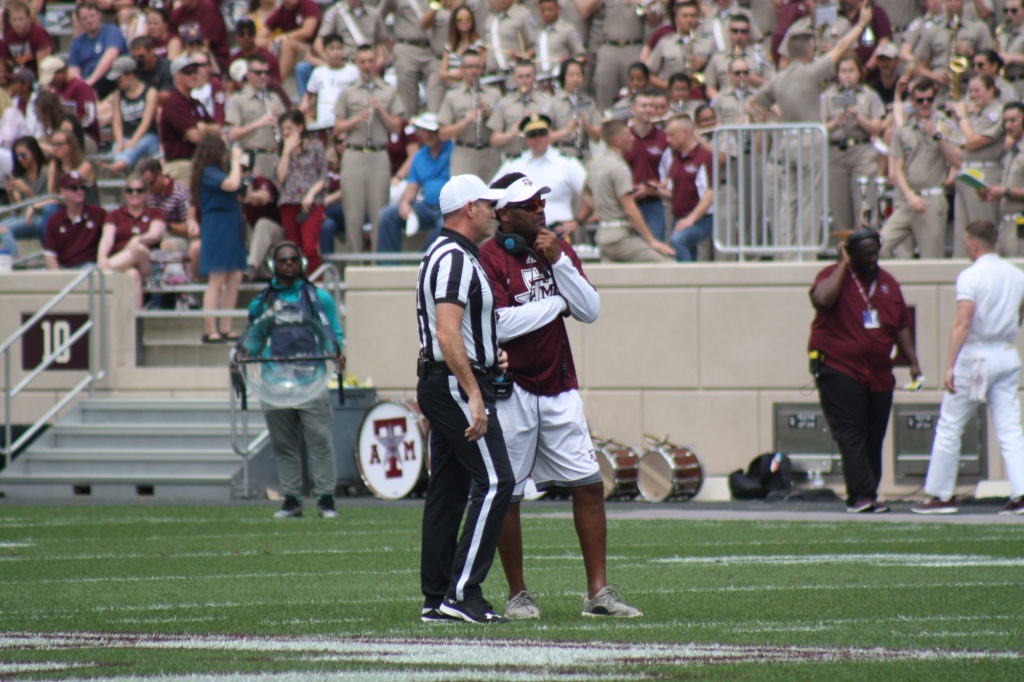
[915,96,935,104]
[730,28,750,34]
[250,69,269,75]
[507,197,546,212]
[126,187,146,194]
[732,69,750,76]
[181,66,199,75]
[334,137,346,144]
[65,186,85,192]
[1008,7,1021,13]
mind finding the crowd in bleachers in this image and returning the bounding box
[2,1,1024,317]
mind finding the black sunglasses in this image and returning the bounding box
[732,69,750,76]
[126,187,146,194]
[915,96,935,104]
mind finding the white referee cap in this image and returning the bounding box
[439,175,506,214]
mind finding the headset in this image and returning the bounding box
[846,227,882,251]
[264,241,308,278]
[497,230,532,258]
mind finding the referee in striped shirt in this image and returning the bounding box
[417,175,515,624]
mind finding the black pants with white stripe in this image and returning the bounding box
[418,372,514,605]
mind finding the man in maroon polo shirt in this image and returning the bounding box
[624,90,669,243]
[43,171,107,270]
[160,53,220,188]
[808,228,922,513]
[170,0,229,70]
[661,116,714,262]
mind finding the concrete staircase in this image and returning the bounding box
[0,397,268,502]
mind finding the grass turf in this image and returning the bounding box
[0,502,1022,680]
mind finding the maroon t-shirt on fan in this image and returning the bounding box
[264,0,321,40]
[169,0,229,68]
[105,207,163,253]
[625,125,669,186]
[479,238,591,396]
[0,23,53,74]
[43,205,107,268]
[808,264,912,392]
[160,89,214,160]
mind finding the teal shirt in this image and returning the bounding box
[245,278,345,355]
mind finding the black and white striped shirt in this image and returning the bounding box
[416,228,498,369]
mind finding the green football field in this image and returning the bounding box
[1,501,1022,680]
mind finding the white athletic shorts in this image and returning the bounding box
[495,383,601,498]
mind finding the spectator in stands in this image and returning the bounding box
[660,115,715,262]
[47,128,99,207]
[160,53,221,189]
[0,87,30,151]
[242,173,283,280]
[0,135,51,254]
[316,0,388,68]
[582,119,675,262]
[549,59,601,163]
[972,49,1019,104]
[0,0,53,78]
[438,48,502,181]
[438,3,485,90]
[248,0,279,43]
[130,36,174,105]
[138,157,200,279]
[171,0,230,71]
[179,24,221,77]
[276,109,326,274]
[379,0,445,116]
[97,175,166,309]
[189,50,227,124]
[265,0,321,86]
[230,18,282,83]
[117,2,148,44]
[646,2,714,91]
[32,90,80,152]
[588,0,647,111]
[980,102,1024,255]
[101,56,160,175]
[487,59,552,159]
[68,2,128,99]
[301,33,357,130]
[192,136,246,343]
[38,55,100,153]
[625,90,670,243]
[144,8,183,61]
[377,112,452,254]
[319,133,346,254]
[7,68,40,136]
[611,63,650,115]
[43,170,106,271]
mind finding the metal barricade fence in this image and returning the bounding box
[711,123,830,261]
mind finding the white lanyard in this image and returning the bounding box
[538,28,551,73]
[407,0,424,21]
[340,9,367,48]
[490,16,508,71]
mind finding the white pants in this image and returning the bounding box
[925,343,1024,500]
[495,384,600,497]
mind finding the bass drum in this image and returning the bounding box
[594,439,640,500]
[637,446,704,502]
[356,400,429,499]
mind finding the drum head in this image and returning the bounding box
[356,401,427,499]
[637,451,673,502]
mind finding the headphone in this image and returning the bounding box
[264,241,308,277]
[846,227,882,250]
[498,231,532,258]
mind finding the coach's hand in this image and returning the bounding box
[465,394,488,442]
[534,229,561,262]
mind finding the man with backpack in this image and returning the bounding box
[239,241,345,519]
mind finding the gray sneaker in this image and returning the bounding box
[504,591,541,620]
[581,586,643,618]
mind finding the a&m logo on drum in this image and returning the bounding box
[357,401,428,499]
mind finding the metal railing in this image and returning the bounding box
[1,267,108,460]
[712,123,830,261]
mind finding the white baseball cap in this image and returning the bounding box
[411,112,440,132]
[439,175,506,214]
[495,176,550,210]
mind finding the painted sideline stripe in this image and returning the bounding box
[651,553,1024,567]
[2,632,1021,667]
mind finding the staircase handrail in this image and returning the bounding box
[2,267,107,460]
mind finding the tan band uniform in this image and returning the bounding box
[591,0,644,110]
[997,138,1024,256]
[438,82,503,181]
[586,150,672,263]
[953,101,1004,257]
[333,77,405,252]
[225,86,286,181]
[820,84,884,234]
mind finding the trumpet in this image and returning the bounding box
[949,15,969,100]
[634,0,657,16]
[684,31,706,86]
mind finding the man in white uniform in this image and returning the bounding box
[913,220,1024,515]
